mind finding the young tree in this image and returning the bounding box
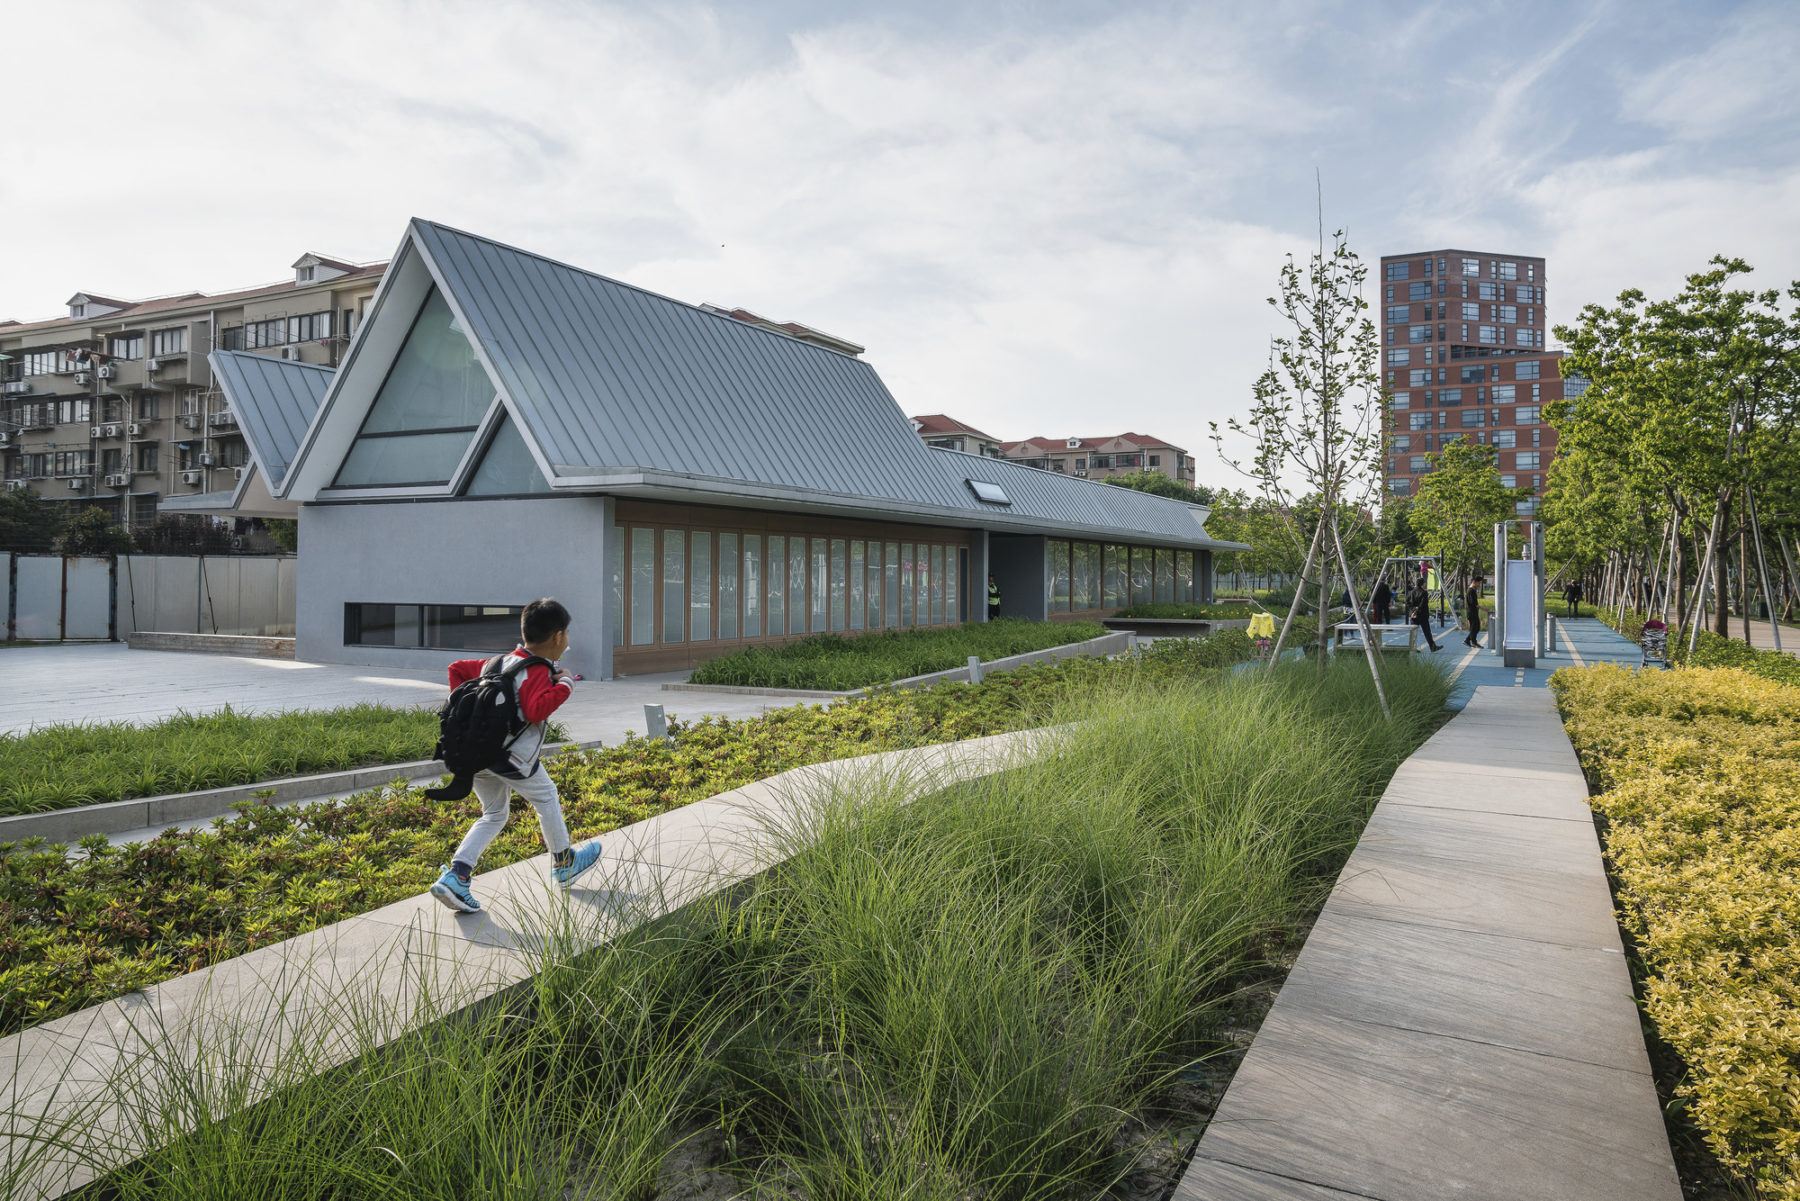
[1553,256,1800,643]
[1213,225,1389,711]
[1409,441,1523,606]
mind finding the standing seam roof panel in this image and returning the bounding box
[406,221,1216,535]
[438,233,596,470]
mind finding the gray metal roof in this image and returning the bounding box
[254,218,1238,549]
[940,450,1247,548]
[412,220,969,510]
[208,350,333,490]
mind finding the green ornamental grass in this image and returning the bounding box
[35,653,1451,1200]
[686,618,1108,691]
[0,633,1249,1036]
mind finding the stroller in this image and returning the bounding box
[1640,619,1669,670]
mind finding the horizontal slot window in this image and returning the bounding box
[345,603,522,650]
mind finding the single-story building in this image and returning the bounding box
[197,218,1246,680]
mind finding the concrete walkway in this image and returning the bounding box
[1173,684,1680,1201]
[0,642,814,740]
[0,728,1052,1200]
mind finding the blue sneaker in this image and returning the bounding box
[430,864,481,913]
[551,840,604,888]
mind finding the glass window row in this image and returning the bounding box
[1046,540,1197,611]
[613,526,965,649]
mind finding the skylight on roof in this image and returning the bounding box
[967,479,1010,506]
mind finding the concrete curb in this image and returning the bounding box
[0,739,607,846]
[661,632,1131,699]
[125,632,297,659]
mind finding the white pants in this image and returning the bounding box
[451,764,573,870]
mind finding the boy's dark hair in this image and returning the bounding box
[521,598,571,644]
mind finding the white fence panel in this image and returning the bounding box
[13,557,65,640]
[6,554,294,640]
[63,558,113,639]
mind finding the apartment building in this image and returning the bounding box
[999,433,1197,486]
[909,414,1003,457]
[1379,249,1572,525]
[0,253,385,528]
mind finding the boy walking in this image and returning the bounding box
[430,598,603,914]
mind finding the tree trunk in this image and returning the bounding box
[1713,494,1733,637]
[1740,520,1753,643]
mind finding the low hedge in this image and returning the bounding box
[0,632,1252,1036]
[1108,602,1251,620]
[685,618,1108,691]
[1553,664,1800,1197]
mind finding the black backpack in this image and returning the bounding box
[422,654,553,801]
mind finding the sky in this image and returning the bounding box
[3,0,1797,491]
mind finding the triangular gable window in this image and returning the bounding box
[465,414,552,495]
[332,286,493,487]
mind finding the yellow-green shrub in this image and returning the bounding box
[1553,664,1800,1198]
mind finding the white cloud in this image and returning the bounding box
[1622,1,1800,144]
[3,0,1796,495]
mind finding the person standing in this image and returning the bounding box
[987,574,1001,620]
[1371,579,1393,625]
[1407,576,1441,652]
[1565,580,1584,619]
[1464,575,1485,648]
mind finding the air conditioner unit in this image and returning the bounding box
[278,346,302,361]
[182,414,201,429]
[232,466,245,481]
[182,470,202,485]
[0,432,11,446]
[73,371,91,385]
[104,424,121,438]
[90,425,104,438]
[105,473,130,487]
[67,478,86,491]
[5,480,27,492]
[210,410,236,426]
[199,452,216,466]
[127,423,144,436]
[97,364,117,380]
[1076,471,1088,478]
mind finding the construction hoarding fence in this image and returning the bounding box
[3,554,295,641]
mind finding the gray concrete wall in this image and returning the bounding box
[296,496,613,679]
[988,533,1048,621]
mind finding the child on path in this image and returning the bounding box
[430,598,603,914]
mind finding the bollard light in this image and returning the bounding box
[967,654,984,685]
[644,703,670,743]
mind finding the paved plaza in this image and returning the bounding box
[0,642,808,742]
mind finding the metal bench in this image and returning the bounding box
[1333,622,1422,651]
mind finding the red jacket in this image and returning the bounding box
[446,646,572,774]
[447,646,572,723]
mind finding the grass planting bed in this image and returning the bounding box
[685,617,1108,691]
[0,705,474,818]
[1554,663,1800,1199]
[43,652,1451,1201]
[0,633,1250,1036]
